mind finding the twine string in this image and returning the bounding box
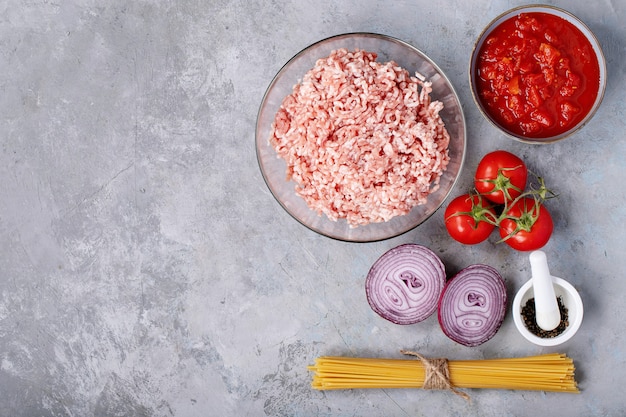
[401,350,471,401]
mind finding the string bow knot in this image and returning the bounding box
[401,350,470,401]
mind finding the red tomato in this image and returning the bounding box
[445,194,497,245]
[474,150,528,204]
[499,197,553,251]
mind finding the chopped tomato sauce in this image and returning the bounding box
[475,12,600,138]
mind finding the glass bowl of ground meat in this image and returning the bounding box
[256,33,466,242]
[469,5,606,143]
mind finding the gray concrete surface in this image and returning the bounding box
[1,0,625,416]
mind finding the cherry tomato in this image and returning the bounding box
[499,197,553,251]
[445,194,497,245]
[474,150,528,204]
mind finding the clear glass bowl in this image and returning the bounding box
[256,33,466,242]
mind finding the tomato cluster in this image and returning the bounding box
[444,150,555,251]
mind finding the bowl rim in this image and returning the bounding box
[468,4,607,144]
[512,276,584,346]
[255,32,467,242]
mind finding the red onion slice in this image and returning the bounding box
[365,244,446,325]
[438,264,507,347]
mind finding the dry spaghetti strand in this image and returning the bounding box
[307,351,579,397]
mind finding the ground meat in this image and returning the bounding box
[269,48,450,227]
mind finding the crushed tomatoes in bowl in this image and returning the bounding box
[471,7,606,142]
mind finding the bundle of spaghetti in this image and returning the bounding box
[308,351,578,397]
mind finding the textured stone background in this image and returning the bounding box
[0,0,625,416]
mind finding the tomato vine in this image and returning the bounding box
[445,150,557,251]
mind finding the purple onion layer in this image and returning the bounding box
[438,264,507,347]
[365,244,446,325]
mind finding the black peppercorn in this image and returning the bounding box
[521,296,569,338]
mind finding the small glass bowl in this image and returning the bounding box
[469,5,607,144]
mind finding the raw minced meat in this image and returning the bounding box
[269,48,450,227]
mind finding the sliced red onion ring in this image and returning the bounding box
[438,264,507,347]
[365,244,446,325]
